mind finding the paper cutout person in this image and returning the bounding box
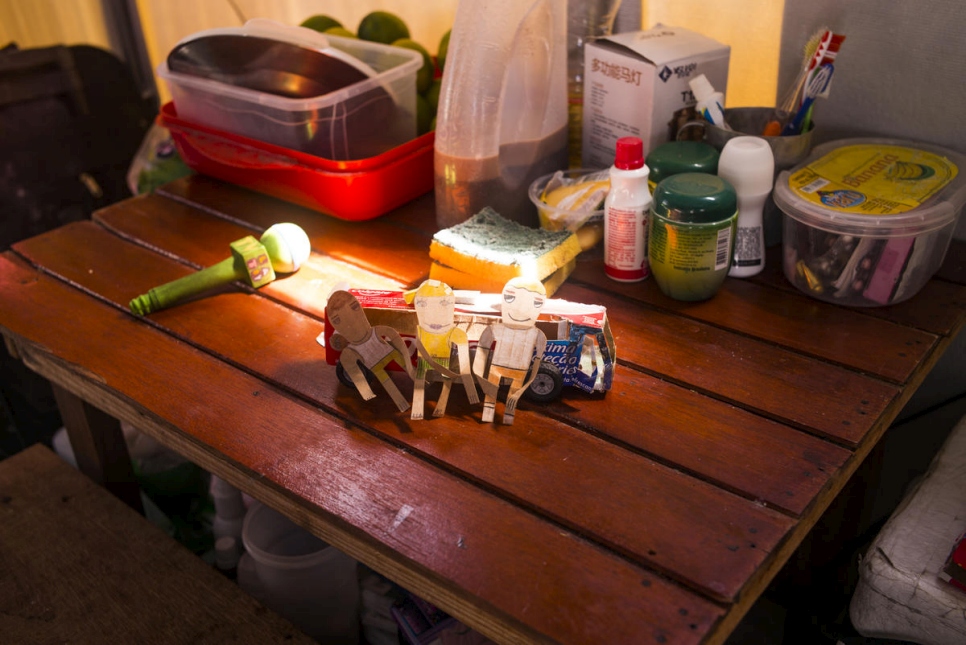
[404,280,479,420]
[325,290,414,412]
[473,277,548,425]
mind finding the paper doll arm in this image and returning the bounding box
[533,329,547,361]
[472,327,493,379]
[505,329,550,418]
[328,332,349,352]
[472,327,498,398]
[375,325,415,378]
[339,348,376,400]
[453,331,479,405]
[518,356,544,395]
[415,336,460,380]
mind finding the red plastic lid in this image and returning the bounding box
[615,137,644,170]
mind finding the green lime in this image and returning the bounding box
[425,78,442,112]
[300,15,342,33]
[416,93,433,136]
[357,11,410,45]
[437,29,451,71]
[324,26,357,39]
[392,38,433,94]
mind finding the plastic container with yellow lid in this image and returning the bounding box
[774,138,966,306]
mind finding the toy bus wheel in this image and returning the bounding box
[336,362,375,389]
[525,362,564,404]
[335,362,355,388]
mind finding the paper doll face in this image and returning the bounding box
[501,280,545,329]
[326,291,371,343]
[415,292,455,334]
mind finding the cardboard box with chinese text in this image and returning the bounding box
[582,25,730,168]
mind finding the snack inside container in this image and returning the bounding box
[529,168,609,251]
[774,138,966,307]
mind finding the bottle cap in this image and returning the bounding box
[614,137,644,170]
[688,74,715,102]
[215,535,241,570]
[717,136,775,196]
[646,141,720,184]
[652,173,737,224]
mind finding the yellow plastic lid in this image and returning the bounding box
[773,138,966,237]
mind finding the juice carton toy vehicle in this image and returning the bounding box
[319,289,616,403]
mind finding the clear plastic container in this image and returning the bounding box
[529,168,609,251]
[434,0,569,228]
[240,502,360,644]
[158,20,421,161]
[159,102,434,221]
[774,138,966,306]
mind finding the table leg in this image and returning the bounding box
[52,384,144,514]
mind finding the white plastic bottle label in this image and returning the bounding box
[733,225,763,267]
[714,226,733,271]
[605,206,648,281]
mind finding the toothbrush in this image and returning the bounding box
[782,63,833,135]
[777,28,827,117]
[778,29,845,121]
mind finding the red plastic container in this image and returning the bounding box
[159,102,434,221]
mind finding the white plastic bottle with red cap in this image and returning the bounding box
[604,136,652,282]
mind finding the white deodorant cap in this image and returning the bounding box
[718,136,775,196]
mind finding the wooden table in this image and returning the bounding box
[1,175,964,645]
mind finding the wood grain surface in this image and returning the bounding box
[2,174,965,645]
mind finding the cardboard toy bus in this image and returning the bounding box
[319,289,616,403]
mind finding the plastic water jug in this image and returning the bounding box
[434,0,569,228]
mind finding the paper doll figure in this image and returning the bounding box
[473,277,548,425]
[326,290,414,412]
[404,280,479,420]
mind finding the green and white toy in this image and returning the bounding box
[129,223,311,315]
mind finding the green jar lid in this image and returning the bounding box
[645,141,720,184]
[652,173,737,224]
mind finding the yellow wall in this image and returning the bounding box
[643,0,783,107]
[137,0,459,104]
[0,0,111,50]
[0,1,782,109]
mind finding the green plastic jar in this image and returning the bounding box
[645,141,720,193]
[648,173,737,301]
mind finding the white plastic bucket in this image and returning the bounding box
[240,502,360,643]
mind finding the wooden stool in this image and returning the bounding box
[0,444,314,644]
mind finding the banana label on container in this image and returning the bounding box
[788,144,958,215]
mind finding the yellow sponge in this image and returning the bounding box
[430,258,577,296]
[429,207,581,285]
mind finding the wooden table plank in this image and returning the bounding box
[542,372,850,516]
[570,259,937,384]
[99,183,935,446]
[751,244,966,335]
[0,252,724,645]
[155,176,433,287]
[89,207,852,515]
[12,222,799,603]
[94,195,406,319]
[555,282,902,447]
